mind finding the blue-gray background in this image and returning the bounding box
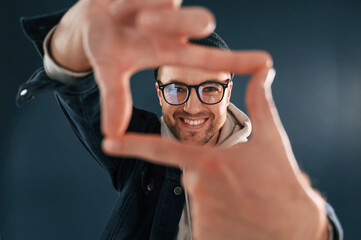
[1,0,360,239]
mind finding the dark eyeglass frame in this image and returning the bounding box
[157,79,231,106]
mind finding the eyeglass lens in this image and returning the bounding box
[163,82,224,105]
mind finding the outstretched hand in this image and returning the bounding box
[102,63,328,240]
[72,0,268,138]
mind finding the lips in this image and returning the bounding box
[179,117,208,130]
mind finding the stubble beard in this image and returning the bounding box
[163,113,222,146]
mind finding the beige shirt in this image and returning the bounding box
[160,103,252,240]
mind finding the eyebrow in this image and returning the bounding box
[159,79,230,85]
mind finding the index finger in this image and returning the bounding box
[103,133,207,169]
[172,46,272,75]
[109,0,182,19]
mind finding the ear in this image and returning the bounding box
[155,82,163,107]
[226,80,233,106]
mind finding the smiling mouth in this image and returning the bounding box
[181,118,207,126]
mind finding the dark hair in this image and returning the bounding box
[154,32,233,80]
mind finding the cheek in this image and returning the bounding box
[212,102,228,124]
[161,105,177,122]
[217,100,228,115]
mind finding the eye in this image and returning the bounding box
[203,86,219,92]
[201,83,222,93]
[175,87,186,93]
[173,84,187,93]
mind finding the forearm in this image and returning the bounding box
[315,199,330,240]
[50,0,92,72]
[299,172,340,240]
[44,26,92,84]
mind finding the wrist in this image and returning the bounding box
[50,1,92,72]
[306,189,329,240]
[316,213,329,240]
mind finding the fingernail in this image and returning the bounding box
[139,11,162,25]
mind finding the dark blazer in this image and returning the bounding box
[17,10,343,240]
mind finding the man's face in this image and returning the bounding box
[156,65,232,146]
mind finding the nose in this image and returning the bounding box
[183,88,203,114]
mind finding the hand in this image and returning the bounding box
[102,62,329,239]
[52,0,228,137]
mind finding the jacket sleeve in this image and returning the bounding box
[326,202,343,240]
[17,10,161,191]
[54,73,161,191]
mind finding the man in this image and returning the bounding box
[17,0,342,239]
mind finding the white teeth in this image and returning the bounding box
[183,119,205,126]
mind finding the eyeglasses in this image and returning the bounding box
[157,80,230,106]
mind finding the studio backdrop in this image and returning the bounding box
[1,0,360,239]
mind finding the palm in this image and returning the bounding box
[193,137,307,240]
[85,13,181,73]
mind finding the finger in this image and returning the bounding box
[169,47,272,75]
[244,65,302,176]
[137,7,215,38]
[109,0,182,19]
[93,65,133,137]
[83,16,134,137]
[245,67,282,139]
[102,133,207,169]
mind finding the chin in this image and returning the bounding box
[178,132,214,146]
[165,117,219,146]
[180,138,204,146]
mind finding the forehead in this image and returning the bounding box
[159,65,231,84]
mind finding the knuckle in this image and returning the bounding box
[257,50,273,69]
[171,0,182,8]
[188,7,216,34]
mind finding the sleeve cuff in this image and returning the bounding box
[43,25,93,85]
[325,202,343,240]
